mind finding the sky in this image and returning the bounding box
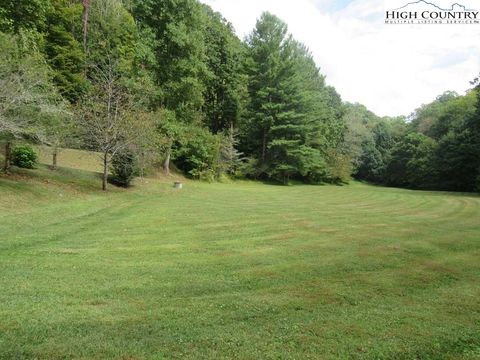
[199,0,480,117]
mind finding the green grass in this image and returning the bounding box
[2,145,103,173]
[1,166,480,359]
[36,146,104,173]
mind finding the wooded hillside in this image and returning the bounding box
[1,0,479,191]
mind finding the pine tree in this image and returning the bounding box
[243,12,343,183]
[202,7,246,133]
[45,0,86,102]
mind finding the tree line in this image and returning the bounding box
[346,88,480,192]
[0,0,479,192]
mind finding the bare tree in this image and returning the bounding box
[43,111,75,170]
[82,0,91,56]
[126,111,164,178]
[79,57,137,190]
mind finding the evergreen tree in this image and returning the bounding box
[244,12,290,164]
[202,7,246,134]
[44,0,86,102]
[242,12,348,184]
[385,133,436,188]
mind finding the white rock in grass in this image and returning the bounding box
[174,182,183,189]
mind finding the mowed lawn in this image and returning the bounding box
[1,168,480,359]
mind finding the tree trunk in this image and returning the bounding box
[262,130,267,162]
[229,121,234,141]
[3,142,11,172]
[102,151,108,191]
[82,0,91,59]
[52,147,58,170]
[229,122,234,163]
[139,151,145,178]
[163,148,171,176]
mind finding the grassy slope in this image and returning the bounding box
[1,166,480,359]
[36,146,105,173]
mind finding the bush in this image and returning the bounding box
[109,149,138,187]
[11,145,37,169]
[175,126,220,179]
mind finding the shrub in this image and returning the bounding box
[109,149,138,187]
[11,145,37,169]
[175,126,219,179]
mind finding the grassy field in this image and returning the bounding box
[1,164,480,359]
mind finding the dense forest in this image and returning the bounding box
[0,0,479,192]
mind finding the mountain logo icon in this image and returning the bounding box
[393,1,476,11]
[385,0,479,24]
